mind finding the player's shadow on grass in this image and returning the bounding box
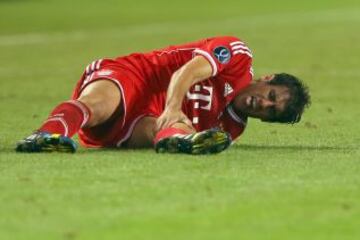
[2,144,355,154]
[233,144,355,151]
[1,148,154,155]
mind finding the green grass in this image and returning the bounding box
[1,0,360,239]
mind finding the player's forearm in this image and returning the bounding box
[165,67,196,111]
[165,56,213,111]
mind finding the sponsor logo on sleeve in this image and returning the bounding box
[213,46,231,64]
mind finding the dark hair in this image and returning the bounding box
[266,73,311,124]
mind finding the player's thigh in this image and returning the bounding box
[126,116,157,148]
[77,79,121,127]
[125,116,196,149]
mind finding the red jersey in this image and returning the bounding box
[73,36,253,147]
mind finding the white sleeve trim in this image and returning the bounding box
[226,105,247,126]
[193,49,218,77]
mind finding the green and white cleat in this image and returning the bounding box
[16,132,77,153]
[155,128,231,154]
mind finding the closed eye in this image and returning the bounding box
[269,89,276,102]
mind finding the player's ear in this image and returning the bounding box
[259,74,275,82]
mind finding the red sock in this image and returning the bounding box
[153,127,190,144]
[39,100,91,137]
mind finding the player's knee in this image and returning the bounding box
[77,96,107,126]
[77,81,121,127]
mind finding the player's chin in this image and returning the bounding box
[246,110,263,120]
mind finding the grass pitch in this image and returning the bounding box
[1,0,360,239]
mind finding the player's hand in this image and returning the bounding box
[156,109,193,131]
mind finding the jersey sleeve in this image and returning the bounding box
[219,105,247,141]
[193,36,253,77]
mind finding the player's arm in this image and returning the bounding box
[156,56,213,130]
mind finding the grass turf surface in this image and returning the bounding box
[1,0,360,239]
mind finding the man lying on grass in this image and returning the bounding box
[16,36,310,154]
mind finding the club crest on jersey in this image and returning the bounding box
[213,46,231,64]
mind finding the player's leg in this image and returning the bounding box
[124,117,157,148]
[16,80,121,153]
[125,117,196,148]
[77,80,120,127]
[125,116,231,154]
[154,125,232,154]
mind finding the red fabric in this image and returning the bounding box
[39,100,91,137]
[71,36,252,148]
[219,106,247,140]
[153,127,190,144]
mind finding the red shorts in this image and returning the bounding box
[72,59,165,148]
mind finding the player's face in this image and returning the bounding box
[233,76,291,121]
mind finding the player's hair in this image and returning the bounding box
[266,73,311,124]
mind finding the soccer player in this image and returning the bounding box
[16,36,310,154]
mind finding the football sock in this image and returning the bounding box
[153,127,190,144]
[38,100,91,137]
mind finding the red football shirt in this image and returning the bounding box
[134,36,253,140]
[75,36,253,146]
